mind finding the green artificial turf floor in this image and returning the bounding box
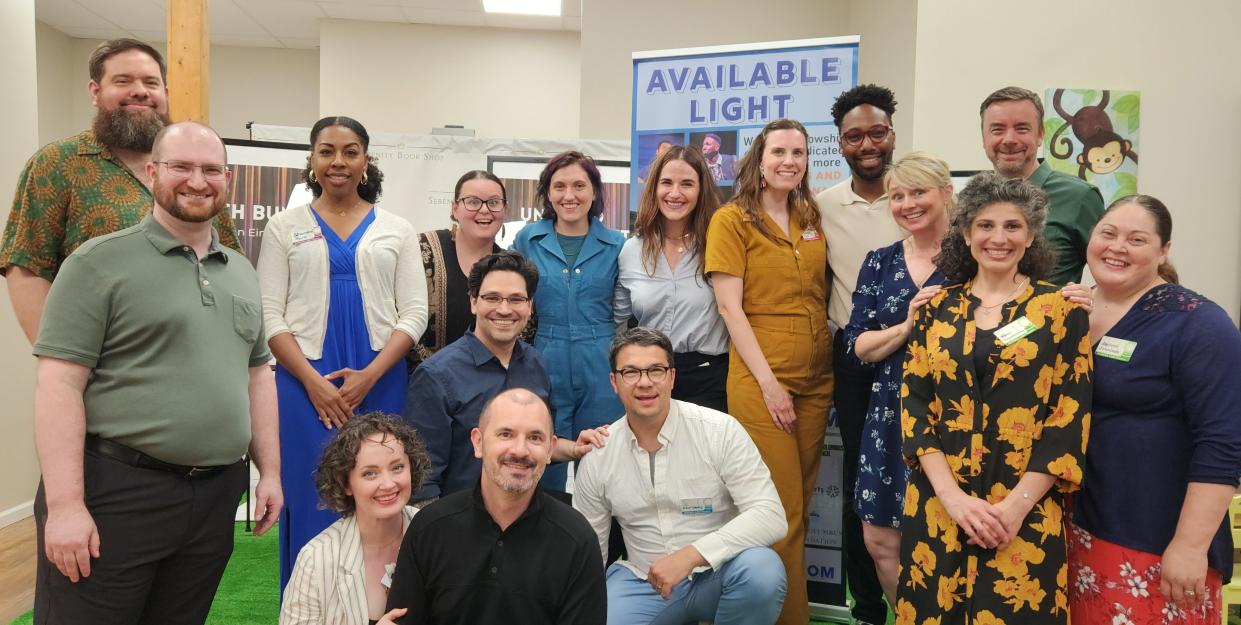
[9,521,889,624]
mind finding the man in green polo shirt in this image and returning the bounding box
[980,86,1105,285]
[31,122,280,625]
[0,38,241,344]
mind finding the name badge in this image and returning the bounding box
[680,498,713,515]
[994,316,1038,346]
[292,228,323,245]
[801,227,821,241]
[1096,336,1137,362]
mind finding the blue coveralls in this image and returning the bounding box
[513,217,625,489]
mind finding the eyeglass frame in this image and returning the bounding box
[152,160,229,180]
[474,292,531,307]
[839,124,893,147]
[455,196,507,213]
[612,365,673,385]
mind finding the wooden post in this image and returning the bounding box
[166,0,209,123]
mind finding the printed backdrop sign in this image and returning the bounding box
[1042,88,1140,204]
[633,36,859,618]
[631,36,859,220]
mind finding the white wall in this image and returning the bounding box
[0,0,42,527]
[35,21,78,146]
[318,19,580,140]
[910,0,1241,321]
[850,0,917,156]
[578,0,854,140]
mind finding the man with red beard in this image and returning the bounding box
[31,122,280,625]
[0,38,240,344]
[815,83,905,625]
[979,86,1103,285]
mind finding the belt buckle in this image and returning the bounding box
[184,466,208,478]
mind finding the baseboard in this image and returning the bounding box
[0,500,33,529]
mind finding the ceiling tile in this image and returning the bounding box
[317,2,408,22]
[273,37,321,49]
[236,0,324,39]
[398,0,481,10]
[483,12,561,30]
[58,26,134,40]
[37,0,123,31]
[401,6,486,27]
[212,33,287,48]
[211,0,278,36]
[75,0,165,32]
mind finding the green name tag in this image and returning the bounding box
[1096,336,1137,362]
[994,316,1038,346]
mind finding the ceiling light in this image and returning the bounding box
[483,0,561,16]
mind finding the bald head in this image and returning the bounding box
[151,121,227,164]
[477,388,552,433]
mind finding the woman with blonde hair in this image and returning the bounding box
[705,118,829,625]
[844,151,952,603]
[615,144,728,410]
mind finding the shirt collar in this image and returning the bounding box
[471,481,544,529]
[462,329,526,367]
[625,399,681,449]
[77,130,108,158]
[140,213,228,262]
[1026,160,1053,186]
[836,177,888,206]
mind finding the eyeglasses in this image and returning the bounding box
[613,365,671,385]
[457,196,506,213]
[840,124,892,147]
[154,161,228,180]
[477,293,530,306]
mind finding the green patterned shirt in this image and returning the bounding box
[0,130,240,281]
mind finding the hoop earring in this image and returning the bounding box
[361,171,369,186]
[760,172,767,189]
[450,222,458,239]
[308,170,317,184]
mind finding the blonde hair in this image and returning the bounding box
[884,151,956,216]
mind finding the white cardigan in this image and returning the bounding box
[280,506,418,625]
[257,204,427,359]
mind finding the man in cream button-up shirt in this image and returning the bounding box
[574,327,788,625]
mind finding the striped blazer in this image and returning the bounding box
[280,506,419,625]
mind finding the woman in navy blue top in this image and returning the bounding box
[1065,195,1241,623]
[842,152,950,604]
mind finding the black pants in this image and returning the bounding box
[832,331,887,623]
[671,351,728,414]
[34,450,247,625]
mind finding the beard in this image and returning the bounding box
[484,453,542,494]
[847,150,893,182]
[154,181,223,223]
[92,106,170,153]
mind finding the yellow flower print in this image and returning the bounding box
[988,482,1010,505]
[989,535,1046,578]
[912,541,937,573]
[1071,334,1093,382]
[1080,411,1091,454]
[1045,395,1079,429]
[936,572,966,611]
[1030,498,1063,544]
[996,406,1038,445]
[1024,293,1069,341]
[946,448,969,480]
[999,338,1038,368]
[927,396,943,423]
[893,598,916,625]
[901,407,915,441]
[1053,563,1069,615]
[974,610,1005,625]
[994,575,1047,612]
[992,361,1014,385]
[930,347,958,382]
[947,291,970,322]
[906,343,931,378]
[944,395,975,432]
[1047,453,1083,487]
[925,496,962,552]
[927,319,958,349]
[1005,447,1031,473]
[904,481,920,518]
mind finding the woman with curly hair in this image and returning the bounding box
[614,144,728,411]
[280,413,431,625]
[704,118,829,625]
[257,116,427,588]
[894,173,1093,625]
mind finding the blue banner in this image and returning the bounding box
[630,37,860,216]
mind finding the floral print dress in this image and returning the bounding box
[895,281,1093,625]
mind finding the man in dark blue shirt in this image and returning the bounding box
[405,251,604,502]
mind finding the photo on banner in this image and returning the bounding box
[632,35,860,619]
[224,139,311,266]
[1042,87,1140,205]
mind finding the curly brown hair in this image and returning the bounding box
[935,172,1055,282]
[315,413,430,515]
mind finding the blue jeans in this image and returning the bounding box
[605,547,786,625]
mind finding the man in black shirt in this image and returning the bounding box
[382,388,606,625]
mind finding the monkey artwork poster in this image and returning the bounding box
[1042,88,1140,204]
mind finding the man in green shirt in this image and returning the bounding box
[980,86,1104,285]
[0,38,240,344]
[31,122,280,625]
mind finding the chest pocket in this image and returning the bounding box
[233,295,261,343]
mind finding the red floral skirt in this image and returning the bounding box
[1067,521,1222,625]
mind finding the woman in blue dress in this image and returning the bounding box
[257,116,427,589]
[843,152,951,603]
[512,151,625,490]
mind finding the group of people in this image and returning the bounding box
[2,37,1238,625]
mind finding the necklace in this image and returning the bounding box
[973,277,1029,312]
[665,232,691,253]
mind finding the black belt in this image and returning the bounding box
[85,435,234,479]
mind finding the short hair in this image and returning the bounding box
[454,170,506,202]
[1101,194,1178,283]
[89,38,166,84]
[315,413,431,515]
[831,84,898,129]
[935,172,1055,282]
[477,388,553,433]
[609,326,675,371]
[979,86,1045,123]
[301,116,385,203]
[150,121,227,163]
[703,133,722,144]
[632,145,722,276]
[885,151,954,199]
[536,151,606,221]
[467,251,539,299]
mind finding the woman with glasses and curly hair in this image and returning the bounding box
[280,412,431,625]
